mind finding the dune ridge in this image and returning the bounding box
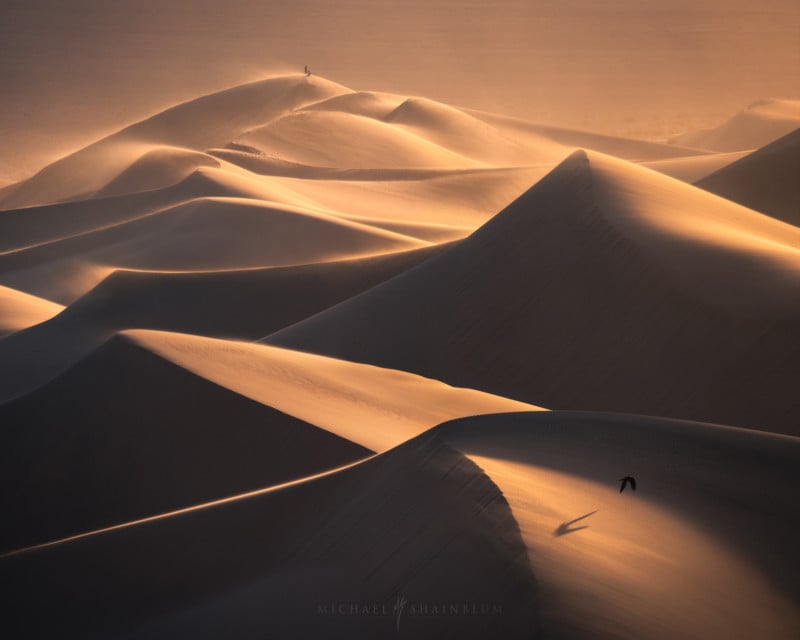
[695,128,800,225]
[268,150,800,434]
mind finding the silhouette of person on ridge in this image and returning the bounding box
[304,65,311,77]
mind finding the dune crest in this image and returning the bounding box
[268,150,800,434]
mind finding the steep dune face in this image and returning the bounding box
[0,436,539,639]
[438,411,800,640]
[696,128,800,225]
[0,285,63,336]
[671,99,800,152]
[269,151,800,434]
[0,334,370,554]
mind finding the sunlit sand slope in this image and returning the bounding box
[438,411,800,640]
[269,150,800,434]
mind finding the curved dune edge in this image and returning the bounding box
[695,128,800,225]
[0,284,63,337]
[268,149,800,434]
[437,411,800,640]
[4,410,796,638]
[0,334,372,553]
[0,243,452,404]
[670,99,800,152]
[0,434,540,640]
[123,329,543,452]
[0,326,542,548]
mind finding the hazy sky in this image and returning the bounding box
[1,0,798,181]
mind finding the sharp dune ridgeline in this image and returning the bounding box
[1,72,798,638]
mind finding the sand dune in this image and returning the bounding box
[126,329,542,452]
[0,324,541,559]
[642,150,749,182]
[237,110,485,170]
[696,128,800,225]
[63,243,451,339]
[0,75,351,209]
[671,99,800,152]
[0,434,538,639]
[384,97,565,166]
[0,196,427,303]
[0,244,450,401]
[0,334,370,553]
[0,285,63,337]
[467,109,708,161]
[3,410,795,638]
[269,150,800,434]
[94,146,221,198]
[438,411,800,639]
[304,90,408,120]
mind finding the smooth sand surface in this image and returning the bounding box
[438,411,800,640]
[642,150,749,182]
[0,435,539,639]
[269,150,800,434]
[696,128,800,225]
[0,284,63,337]
[671,99,800,152]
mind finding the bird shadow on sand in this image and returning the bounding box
[553,510,598,537]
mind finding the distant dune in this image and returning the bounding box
[696,128,800,225]
[671,99,800,152]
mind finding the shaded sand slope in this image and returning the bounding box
[0,195,426,304]
[0,197,426,273]
[0,244,449,402]
[0,328,540,552]
[671,99,800,152]
[0,75,351,209]
[696,128,800,225]
[0,436,538,639]
[437,411,800,640]
[0,334,370,553]
[65,243,451,339]
[269,151,800,434]
[0,285,62,337]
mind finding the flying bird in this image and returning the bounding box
[619,476,636,493]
